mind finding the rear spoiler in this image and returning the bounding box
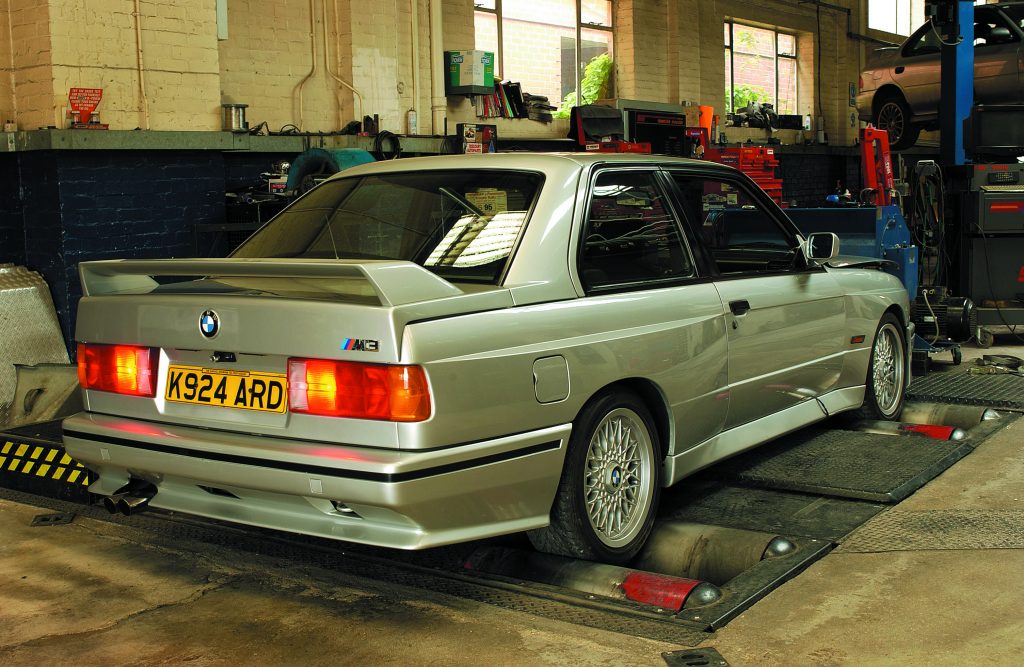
[78,258,464,307]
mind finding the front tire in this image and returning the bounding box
[855,313,907,421]
[528,390,661,564]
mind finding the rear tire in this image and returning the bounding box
[855,313,907,421]
[874,93,920,150]
[528,389,661,564]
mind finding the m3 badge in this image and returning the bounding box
[341,338,379,352]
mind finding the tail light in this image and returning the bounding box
[77,343,158,397]
[288,358,431,422]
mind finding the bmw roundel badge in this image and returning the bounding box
[199,310,220,338]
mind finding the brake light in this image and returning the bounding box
[77,343,158,397]
[288,358,431,422]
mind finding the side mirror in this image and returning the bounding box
[988,27,1012,44]
[805,232,840,260]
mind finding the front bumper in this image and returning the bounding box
[63,413,569,549]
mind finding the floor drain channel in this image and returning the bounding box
[663,647,730,666]
[31,511,75,527]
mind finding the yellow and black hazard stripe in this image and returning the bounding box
[0,440,90,486]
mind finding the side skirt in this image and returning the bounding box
[663,386,865,487]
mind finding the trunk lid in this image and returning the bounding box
[75,259,515,447]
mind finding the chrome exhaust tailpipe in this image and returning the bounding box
[117,492,154,516]
[102,493,128,514]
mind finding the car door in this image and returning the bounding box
[575,167,729,453]
[666,171,846,429]
[974,8,1022,104]
[893,24,942,115]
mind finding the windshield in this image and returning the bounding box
[232,169,543,284]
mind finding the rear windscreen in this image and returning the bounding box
[232,170,544,285]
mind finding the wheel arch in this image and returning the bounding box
[872,84,908,116]
[883,302,914,382]
[580,378,672,461]
[884,302,909,330]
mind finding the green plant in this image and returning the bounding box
[554,52,613,119]
[727,83,768,113]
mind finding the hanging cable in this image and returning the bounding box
[908,160,947,290]
[373,130,402,160]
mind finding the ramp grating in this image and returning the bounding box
[840,509,1024,552]
[908,370,1024,410]
[659,481,886,542]
[703,428,973,503]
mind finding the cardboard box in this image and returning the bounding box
[683,107,701,128]
[445,51,495,96]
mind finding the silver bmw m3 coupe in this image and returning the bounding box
[63,153,912,564]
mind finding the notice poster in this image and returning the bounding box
[69,88,103,117]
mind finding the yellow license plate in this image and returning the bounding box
[165,365,287,413]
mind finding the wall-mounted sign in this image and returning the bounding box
[69,88,102,117]
[68,88,108,129]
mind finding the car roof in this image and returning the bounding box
[332,152,741,179]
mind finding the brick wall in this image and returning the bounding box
[453,0,865,145]
[0,1,16,122]
[5,1,53,130]
[0,154,25,264]
[778,152,858,206]
[50,0,221,130]
[5,150,226,347]
[3,0,869,143]
[220,0,330,132]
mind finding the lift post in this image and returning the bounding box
[929,0,974,166]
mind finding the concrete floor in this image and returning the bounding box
[0,334,1021,666]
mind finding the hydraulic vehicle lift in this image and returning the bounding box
[926,1,1024,342]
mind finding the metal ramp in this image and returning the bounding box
[908,370,1024,411]
[701,426,975,503]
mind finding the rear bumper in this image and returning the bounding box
[63,413,569,549]
[856,91,875,120]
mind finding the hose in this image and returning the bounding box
[907,160,947,291]
[372,131,402,160]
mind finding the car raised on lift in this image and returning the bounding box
[857,2,1024,149]
[64,153,911,564]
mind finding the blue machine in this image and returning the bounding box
[787,205,919,300]
[285,148,376,193]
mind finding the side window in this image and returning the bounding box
[975,12,1018,47]
[670,173,797,275]
[580,171,695,290]
[905,26,940,56]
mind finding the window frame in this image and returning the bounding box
[975,8,1020,47]
[724,20,799,115]
[231,168,547,287]
[575,166,702,296]
[662,167,815,281]
[474,1,615,107]
[902,22,942,57]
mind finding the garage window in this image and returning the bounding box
[475,0,614,114]
[724,22,798,115]
[868,0,925,37]
[579,171,694,291]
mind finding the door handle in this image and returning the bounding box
[895,66,905,74]
[729,300,751,316]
